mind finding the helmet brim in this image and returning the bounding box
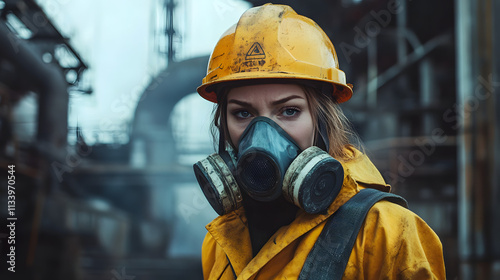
[197,72,353,104]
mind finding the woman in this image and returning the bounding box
[193,4,445,279]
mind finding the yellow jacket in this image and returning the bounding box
[201,149,446,279]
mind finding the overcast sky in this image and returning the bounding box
[35,0,250,143]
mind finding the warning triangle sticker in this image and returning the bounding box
[245,42,266,60]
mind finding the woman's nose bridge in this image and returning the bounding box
[253,104,274,119]
[256,112,279,125]
[259,111,273,118]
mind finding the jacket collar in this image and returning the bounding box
[342,146,391,192]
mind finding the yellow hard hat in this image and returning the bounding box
[197,3,353,103]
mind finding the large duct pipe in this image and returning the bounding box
[456,0,500,278]
[131,55,209,165]
[0,21,68,150]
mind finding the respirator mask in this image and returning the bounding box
[193,117,344,215]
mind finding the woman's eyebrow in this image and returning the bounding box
[227,99,252,107]
[227,95,304,107]
[271,95,305,106]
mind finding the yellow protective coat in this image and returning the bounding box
[201,149,446,279]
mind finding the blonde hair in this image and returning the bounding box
[301,85,362,162]
[211,83,362,162]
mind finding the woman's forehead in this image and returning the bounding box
[226,83,307,102]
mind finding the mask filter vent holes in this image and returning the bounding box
[238,152,281,200]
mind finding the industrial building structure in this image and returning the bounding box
[0,0,499,279]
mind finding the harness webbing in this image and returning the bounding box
[298,188,408,280]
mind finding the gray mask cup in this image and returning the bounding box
[236,117,301,202]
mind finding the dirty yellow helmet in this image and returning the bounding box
[197,3,353,103]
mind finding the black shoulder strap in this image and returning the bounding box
[298,188,408,280]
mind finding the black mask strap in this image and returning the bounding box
[218,128,236,171]
[316,117,330,152]
[218,128,225,154]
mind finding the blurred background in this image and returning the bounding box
[0,0,498,279]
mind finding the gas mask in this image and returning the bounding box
[193,117,344,216]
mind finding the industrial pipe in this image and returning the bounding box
[0,20,68,150]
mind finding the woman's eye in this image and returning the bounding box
[282,108,300,117]
[235,110,251,118]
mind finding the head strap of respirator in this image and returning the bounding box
[193,117,344,216]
